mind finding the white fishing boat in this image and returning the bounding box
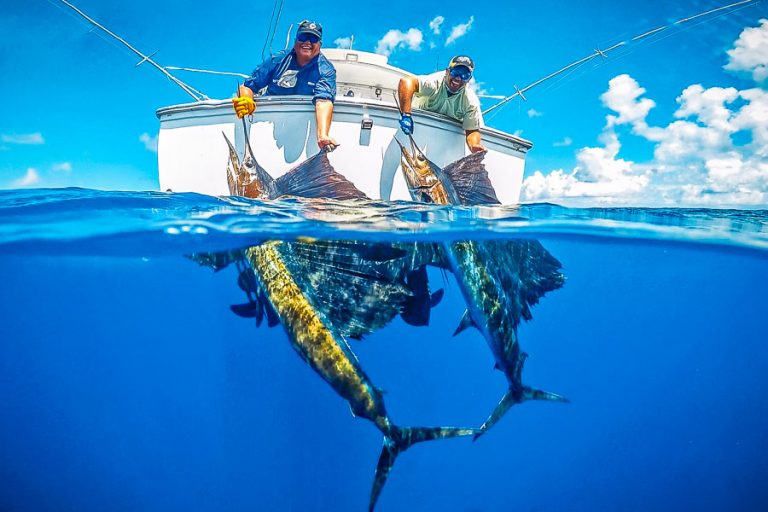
[59,0,748,205]
[155,48,532,204]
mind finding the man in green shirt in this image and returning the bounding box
[397,55,485,153]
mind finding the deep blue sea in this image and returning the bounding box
[1,188,767,512]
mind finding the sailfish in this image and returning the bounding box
[193,136,476,511]
[396,137,568,438]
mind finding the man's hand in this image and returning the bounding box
[318,135,339,152]
[465,130,484,153]
[399,113,414,135]
[232,96,256,119]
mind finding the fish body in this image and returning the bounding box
[243,240,478,511]
[396,139,567,436]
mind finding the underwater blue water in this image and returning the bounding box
[1,188,767,512]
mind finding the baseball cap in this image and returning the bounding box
[448,55,475,72]
[297,20,322,39]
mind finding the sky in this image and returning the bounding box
[1,0,767,206]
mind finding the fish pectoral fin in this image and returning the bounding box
[400,266,433,327]
[260,291,281,328]
[452,310,478,337]
[186,249,244,271]
[430,288,444,307]
[230,302,259,318]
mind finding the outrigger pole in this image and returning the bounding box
[483,0,761,116]
[55,0,209,101]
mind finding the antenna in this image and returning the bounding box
[483,0,760,115]
[54,0,208,101]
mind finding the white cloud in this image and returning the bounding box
[523,66,768,206]
[527,108,543,118]
[375,28,423,56]
[732,88,768,156]
[12,168,40,187]
[1,132,44,145]
[445,16,474,46]
[52,162,72,172]
[601,74,655,129]
[139,132,158,153]
[553,137,573,147]
[429,16,444,35]
[470,80,491,97]
[725,19,768,82]
[334,36,353,49]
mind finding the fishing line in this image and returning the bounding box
[483,0,762,116]
[260,0,280,61]
[267,0,285,57]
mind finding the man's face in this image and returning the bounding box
[294,33,321,61]
[444,66,472,93]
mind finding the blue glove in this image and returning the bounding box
[399,113,414,135]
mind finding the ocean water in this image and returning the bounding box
[1,188,767,512]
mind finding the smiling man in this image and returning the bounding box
[397,55,485,153]
[232,20,338,150]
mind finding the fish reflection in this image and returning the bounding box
[397,138,569,437]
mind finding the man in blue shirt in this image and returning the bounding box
[232,20,338,150]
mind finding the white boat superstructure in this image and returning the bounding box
[156,49,532,204]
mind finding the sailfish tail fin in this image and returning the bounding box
[474,385,569,441]
[369,425,478,511]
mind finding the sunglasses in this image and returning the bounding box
[296,33,321,44]
[449,67,472,81]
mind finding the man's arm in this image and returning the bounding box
[315,99,338,150]
[234,53,283,118]
[397,76,420,114]
[465,130,485,153]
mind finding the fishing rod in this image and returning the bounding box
[53,0,209,101]
[483,0,761,116]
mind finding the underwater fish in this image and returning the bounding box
[244,242,480,510]
[198,140,465,509]
[396,138,568,437]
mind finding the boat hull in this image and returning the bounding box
[156,96,532,204]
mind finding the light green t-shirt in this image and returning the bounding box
[413,71,484,131]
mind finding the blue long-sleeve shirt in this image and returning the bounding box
[243,50,336,103]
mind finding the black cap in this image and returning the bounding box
[297,20,322,39]
[448,55,474,72]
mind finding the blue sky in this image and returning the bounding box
[1,0,767,206]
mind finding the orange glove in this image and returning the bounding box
[232,96,256,118]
